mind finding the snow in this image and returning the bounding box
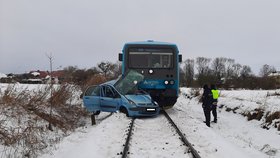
[1,84,280,158]
[31,71,40,76]
[39,88,280,158]
[0,73,7,79]
[129,115,189,157]
[41,113,130,158]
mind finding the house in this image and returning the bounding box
[1,70,65,84]
[29,70,65,84]
[0,73,15,83]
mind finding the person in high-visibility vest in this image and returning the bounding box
[211,84,219,123]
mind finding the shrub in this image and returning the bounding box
[0,83,89,157]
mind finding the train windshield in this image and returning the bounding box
[128,48,174,68]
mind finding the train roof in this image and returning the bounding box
[124,40,177,47]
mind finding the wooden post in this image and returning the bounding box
[91,114,96,125]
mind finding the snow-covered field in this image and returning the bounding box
[1,84,280,158]
[40,88,280,158]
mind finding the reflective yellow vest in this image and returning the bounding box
[211,90,219,99]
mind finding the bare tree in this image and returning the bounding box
[211,57,226,81]
[259,64,276,77]
[112,61,122,78]
[196,57,211,86]
[231,63,242,78]
[184,59,194,87]
[196,57,211,75]
[224,58,235,78]
[240,65,252,78]
[97,61,116,78]
[63,66,78,83]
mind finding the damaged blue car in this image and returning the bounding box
[83,70,160,117]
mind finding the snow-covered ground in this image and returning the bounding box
[170,88,280,158]
[41,113,130,158]
[39,88,280,158]
[1,84,279,158]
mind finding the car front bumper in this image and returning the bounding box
[128,106,160,116]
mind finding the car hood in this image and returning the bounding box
[125,94,154,105]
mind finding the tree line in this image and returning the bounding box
[62,61,122,91]
[59,57,278,90]
[180,57,278,89]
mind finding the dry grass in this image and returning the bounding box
[0,83,89,157]
[246,108,264,121]
[221,104,280,131]
[265,111,280,125]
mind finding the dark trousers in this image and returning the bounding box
[203,108,211,127]
[212,105,217,122]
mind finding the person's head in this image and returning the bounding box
[203,84,209,90]
[211,84,216,90]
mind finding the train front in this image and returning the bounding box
[119,41,182,109]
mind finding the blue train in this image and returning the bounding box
[119,40,182,108]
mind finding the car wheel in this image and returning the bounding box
[94,111,100,115]
[120,107,129,117]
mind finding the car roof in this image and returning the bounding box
[100,79,117,86]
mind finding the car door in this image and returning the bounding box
[100,85,121,112]
[83,85,101,112]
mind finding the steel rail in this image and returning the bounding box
[121,118,135,158]
[162,110,201,158]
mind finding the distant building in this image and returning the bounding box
[0,73,15,83]
[1,70,65,84]
[28,70,65,84]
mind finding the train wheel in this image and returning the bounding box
[154,97,177,109]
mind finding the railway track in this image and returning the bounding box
[121,118,135,158]
[120,110,201,158]
[162,110,201,158]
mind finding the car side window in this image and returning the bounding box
[104,86,115,98]
[100,85,119,98]
[110,87,120,98]
[85,86,100,96]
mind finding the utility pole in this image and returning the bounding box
[47,53,54,131]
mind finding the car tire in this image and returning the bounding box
[94,111,100,115]
[120,107,129,117]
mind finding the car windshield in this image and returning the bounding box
[114,70,144,95]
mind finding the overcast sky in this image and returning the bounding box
[1,0,280,74]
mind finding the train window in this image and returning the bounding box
[128,48,173,68]
[129,52,149,68]
[151,52,173,68]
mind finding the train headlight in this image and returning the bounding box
[169,80,175,85]
[149,69,153,74]
[164,80,169,85]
